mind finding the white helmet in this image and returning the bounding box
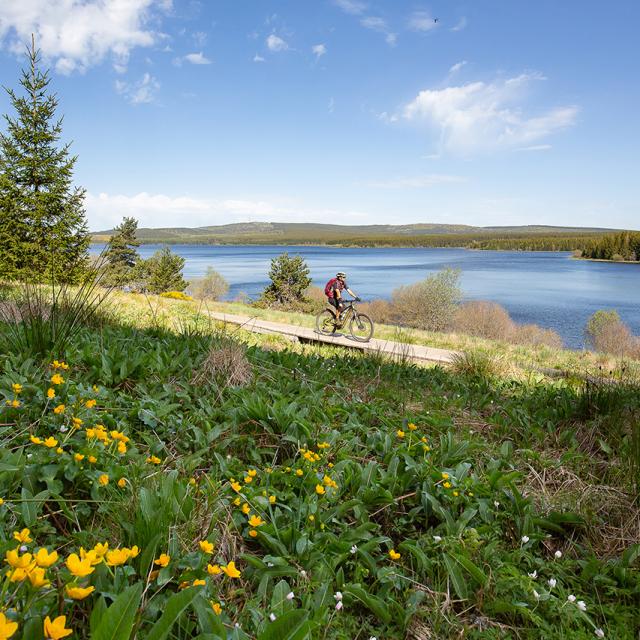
[336,271,346,278]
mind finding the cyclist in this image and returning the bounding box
[324,272,360,322]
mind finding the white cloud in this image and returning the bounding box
[449,60,467,74]
[114,73,160,105]
[451,16,467,32]
[183,52,212,65]
[266,34,288,52]
[385,33,397,46]
[333,0,367,15]
[360,16,396,45]
[402,73,578,155]
[0,0,170,74]
[408,11,437,32]
[365,174,466,189]
[519,144,552,152]
[312,43,326,58]
[85,191,371,230]
[253,53,265,63]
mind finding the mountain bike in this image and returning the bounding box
[315,299,374,342]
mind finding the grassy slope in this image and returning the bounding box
[0,294,638,639]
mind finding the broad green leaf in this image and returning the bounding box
[343,585,391,623]
[257,610,311,640]
[192,593,226,637]
[449,552,488,586]
[146,587,200,640]
[92,583,144,640]
[443,553,468,600]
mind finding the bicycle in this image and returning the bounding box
[315,299,374,342]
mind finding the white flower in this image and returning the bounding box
[60,425,68,432]
[433,535,442,543]
[369,637,377,640]
[334,591,343,601]
[286,592,295,600]
[528,570,537,579]
[267,562,274,567]
[335,600,343,611]
[269,613,277,622]
[521,535,530,543]
[577,600,587,611]
[494,501,500,508]
[350,545,358,554]
[554,550,562,559]
[300,570,307,577]
[20,545,28,552]
[548,578,556,588]
[533,589,540,600]
[595,629,605,638]
[567,595,576,603]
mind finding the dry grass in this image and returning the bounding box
[192,339,252,388]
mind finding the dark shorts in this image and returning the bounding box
[327,297,344,313]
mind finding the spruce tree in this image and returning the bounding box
[103,217,141,286]
[145,247,187,293]
[260,252,311,306]
[0,37,89,283]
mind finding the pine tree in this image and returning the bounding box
[103,217,141,286]
[145,247,187,294]
[260,252,311,306]
[0,37,89,283]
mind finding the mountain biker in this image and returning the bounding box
[324,272,360,320]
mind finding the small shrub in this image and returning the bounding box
[452,301,515,341]
[450,350,503,378]
[160,290,193,301]
[304,286,328,314]
[391,268,461,332]
[359,299,394,325]
[585,309,638,356]
[512,324,564,348]
[192,338,252,388]
[189,267,229,301]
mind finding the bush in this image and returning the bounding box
[584,309,640,357]
[359,299,394,325]
[391,268,461,332]
[189,267,229,301]
[259,253,311,308]
[450,350,503,378]
[160,291,193,301]
[452,301,515,341]
[511,324,564,348]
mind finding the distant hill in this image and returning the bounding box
[91,222,620,249]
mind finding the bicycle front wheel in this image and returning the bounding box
[316,309,337,335]
[349,313,374,342]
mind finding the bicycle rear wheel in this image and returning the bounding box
[316,309,337,335]
[349,313,374,342]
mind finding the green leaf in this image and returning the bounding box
[343,585,391,623]
[146,587,200,640]
[21,616,44,640]
[192,594,226,637]
[92,583,144,640]
[449,552,488,587]
[271,579,292,616]
[257,610,311,640]
[443,553,468,600]
[90,596,108,635]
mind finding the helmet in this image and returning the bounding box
[336,272,346,278]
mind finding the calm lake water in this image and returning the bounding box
[92,244,640,349]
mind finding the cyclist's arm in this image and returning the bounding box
[346,287,357,298]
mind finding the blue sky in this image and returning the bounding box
[0,0,638,231]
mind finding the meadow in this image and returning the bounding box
[0,292,639,639]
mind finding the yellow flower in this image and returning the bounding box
[71,417,83,429]
[128,545,140,558]
[269,495,276,504]
[27,566,49,588]
[53,404,65,415]
[221,561,241,579]
[43,615,72,639]
[10,399,20,408]
[50,374,65,385]
[421,436,427,443]
[443,482,452,489]
[56,447,64,454]
[30,436,42,445]
[7,567,29,582]
[79,548,101,566]
[441,472,449,480]
[295,469,303,477]
[93,542,109,558]
[199,540,214,554]
[117,441,127,454]
[146,455,161,465]
[117,478,127,488]
[241,503,250,515]
[65,584,95,600]
[98,474,109,486]
[47,388,55,399]
[211,601,222,615]
[248,514,264,527]
[5,549,32,568]
[66,553,95,577]
[249,529,258,538]
[0,612,18,639]
[13,528,32,543]
[243,476,252,484]
[397,430,405,438]
[44,436,58,448]
[192,579,206,586]
[154,554,170,567]
[85,399,97,409]
[230,481,241,492]
[88,455,97,463]
[105,549,131,566]
[11,383,22,394]
[315,484,325,495]
[233,497,241,506]
[247,469,257,477]
[452,491,459,497]
[408,422,418,431]
[389,549,401,560]
[328,462,334,468]
[0,498,3,506]
[266,467,273,473]
[308,515,315,522]
[51,360,69,370]
[34,548,59,568]
[423,445,431,452]
[207,563,221,575]
[317,441,330,449]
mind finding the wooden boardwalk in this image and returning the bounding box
[207,311,458,365]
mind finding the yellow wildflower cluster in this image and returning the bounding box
[300,447,321,463]
[51,360,69,370]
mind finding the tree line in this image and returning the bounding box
[579,231,640,261]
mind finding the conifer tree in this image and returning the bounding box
[103,217,141,286]
[0,37,89,283]
[145,247,187,293]
[260,252,311,306]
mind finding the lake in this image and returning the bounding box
[92,244,640,349]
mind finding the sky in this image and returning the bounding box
[0,0,638,232]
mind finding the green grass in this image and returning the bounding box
[0,292,638,639]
